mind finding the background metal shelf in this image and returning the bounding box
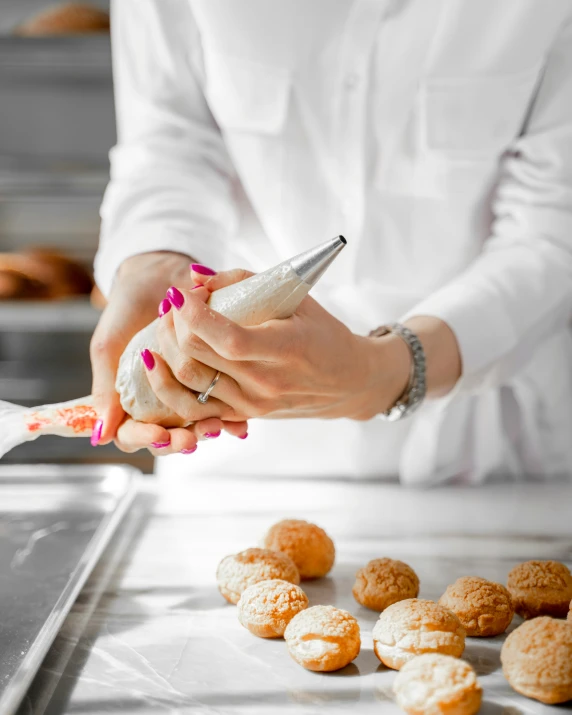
[0,299,100,332]
[0,36,112,77]
[0,164,109,201]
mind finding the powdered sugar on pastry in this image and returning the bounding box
[264,519,335,580]
[238,579,308,638]
[353,558,419,612]
[217,548,300,605]
[284,605,360,672]
[507,560,572,619]
[501,616,572,704]
[439,576,514,637]
[394,654,482,715]
[373,599,465,670]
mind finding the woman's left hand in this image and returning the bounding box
[142,269,412,423]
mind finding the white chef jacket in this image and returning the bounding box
[95,0,572,485]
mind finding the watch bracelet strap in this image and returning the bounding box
[368,322,427,421]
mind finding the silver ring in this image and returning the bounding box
[197,370,221,404]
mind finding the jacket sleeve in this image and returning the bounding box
[402,14,572,393]
[94,0,238,297]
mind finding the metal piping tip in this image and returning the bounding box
[288,235,347,287]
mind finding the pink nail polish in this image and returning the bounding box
[91,419,103,447]
[151,441,170,449]
[238,433,248,440]
[204,431,221,439]
[140,349,155,370]
[180,446,198,454]
[166,286,184,310]
[158,298,171,317]
[191,285,202,290]
[190,264,217,276]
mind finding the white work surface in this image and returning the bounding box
[19,476,572,715]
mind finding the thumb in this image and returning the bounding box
[90,291,145,444]
[90,327,127,444]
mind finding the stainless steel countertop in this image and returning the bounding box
[16,476,572,715]
[0,465,136,715]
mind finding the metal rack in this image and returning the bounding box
[0,35,114,205]
[0,28,152,469]
[0,299,100,331]
[0,35,111,75]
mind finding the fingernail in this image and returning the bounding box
[238,433,248,440]
[190,264,217,276]
[166,286,184,310]
[204,431,221,439]
[151,441,170,449]
[180,446,198,454]
[158,298,171,317]
[140,349,155,370]
[90,419,103,447]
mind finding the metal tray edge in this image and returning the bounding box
[0,464,140,715]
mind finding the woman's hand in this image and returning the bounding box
[90,254,248,455]
[142,269,413,424]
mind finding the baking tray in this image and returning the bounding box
[0,464,138,715]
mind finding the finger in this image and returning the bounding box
[149,427,199,456]
[115,418,172,454]
[156,308,247,403]
[190,417,248,440]
[193,417,226,441]
[158,305,227,372]
[140,348,239,422]
[90,317,129,445]
[167,286,273,362]
[190,267,254,292]
[158,285,208,320]
[189,262,217,285]
[221,420,249,439]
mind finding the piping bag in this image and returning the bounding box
[0,236,346,458]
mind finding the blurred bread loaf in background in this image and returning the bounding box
[0,248,94,300]
[0,268,51,301]
[13,2,110,36]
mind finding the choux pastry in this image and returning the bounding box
[264,519,335,580]
[501,616,572,704]
[438,576,514,636]
[353,558,419,612]
[216,548,300,605]
[284,605,360,672]
[237,579,308,638]
[507,560,572,619]
[373,599,465,670]
[393,654,482,715]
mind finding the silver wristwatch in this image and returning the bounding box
[368,323,427,422]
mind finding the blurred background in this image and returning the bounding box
[0,1,151,469]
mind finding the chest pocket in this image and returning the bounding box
[203,49,291,135]
[420,64,543,160]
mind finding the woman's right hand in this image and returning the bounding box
[90,251,248,455]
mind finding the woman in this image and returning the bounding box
[91,0,572,484]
